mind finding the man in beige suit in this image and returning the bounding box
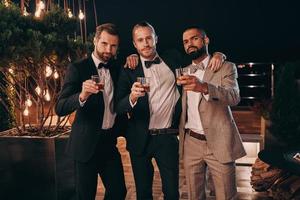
[177,26,246,200]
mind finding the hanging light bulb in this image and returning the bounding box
[45,65,53,77]
[4,0,10,7]
[35,10,41,18]
[44,89,51,101]
[53,70,59,79]
[23,7,29,16]
[8,68,14,74]
[23,107,29,116]
[67,8,73,18]
[35,1,45,18]
[79,10,85,20]
[25,97,33,107]
[35,86,41,95]
[38,1,45,10]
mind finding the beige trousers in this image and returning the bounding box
[183,134,238,200]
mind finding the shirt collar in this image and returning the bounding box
[91,52,107,69]
[192,55,210,69]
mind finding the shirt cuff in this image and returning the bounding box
[129,95,137,108]
[79,96,86,107]
[203,93,210,101]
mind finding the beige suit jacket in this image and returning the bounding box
[179,61,246,164]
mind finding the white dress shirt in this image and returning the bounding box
[79,53,116,129]
[185,55,210,134]
[132,55,180,129]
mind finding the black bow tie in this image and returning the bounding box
[144,57,161,68]
[98,62,110,69]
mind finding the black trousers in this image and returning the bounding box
[130,134,179,200]
[74,134,126,200]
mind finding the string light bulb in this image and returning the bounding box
[25,97,33,107]
[38,1,45,10]
[45,65,53,77]
[53,70,59,79]
[44,89,51,101]
[35,1,45,18]
[35,10,41,18]
[8,68,14,74]
[23,7,29,16]
[4,0,10,7]
[35,86,41,95]
[23,107,29,116]
[67,8,73,18]
[79,10,85,20]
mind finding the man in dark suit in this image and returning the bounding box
[55,23,126,200]
[116,21,225,200]
[116,21,182,200]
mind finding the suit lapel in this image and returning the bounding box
[203,68,214,83]
[85,56,98,77]
[134,60,145,78]
[181,91,187,124]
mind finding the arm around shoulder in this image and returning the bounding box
[206,62,240,106]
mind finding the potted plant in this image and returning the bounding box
[258,61,300,178]
[0,2,89,199]
[269,62,300,149]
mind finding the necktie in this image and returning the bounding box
[190,62,205,73]
[144,57,161,68]
[98,62,110,69]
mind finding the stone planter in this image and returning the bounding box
[0,130,75,200]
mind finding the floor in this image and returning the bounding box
[95,110,273,199]
[95,139,272,200]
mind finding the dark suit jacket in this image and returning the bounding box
[115,50,183,155]
[55,56,127,162]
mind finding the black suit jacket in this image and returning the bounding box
[55,56,127,162]
[115,50,183,155]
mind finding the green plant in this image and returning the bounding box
[270,61,300,148]
[0,2,90,136]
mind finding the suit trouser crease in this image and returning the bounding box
[183,134,237,200]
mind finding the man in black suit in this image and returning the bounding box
[55,23,126,200]
[116,21,182,200]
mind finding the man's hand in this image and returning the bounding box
[129,82,145,104]
[177,75,208,94]
[124,54,139,69]
[207,52,226,72]
[79,80,101,102]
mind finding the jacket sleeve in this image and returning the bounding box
[207,62,240,106]
[115,67,134,115]
[55,63,82,116]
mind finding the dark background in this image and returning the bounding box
[16,0,300,63]
[88,0,300,63]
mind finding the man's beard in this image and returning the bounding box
[96,49,114,62]
[187,46,206,60]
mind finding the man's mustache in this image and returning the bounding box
[187,46,198,52]
[142,47,152,51]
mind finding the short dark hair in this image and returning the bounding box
[95,23,119,39]
[183,26,207,38]
[132,21,156,39]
